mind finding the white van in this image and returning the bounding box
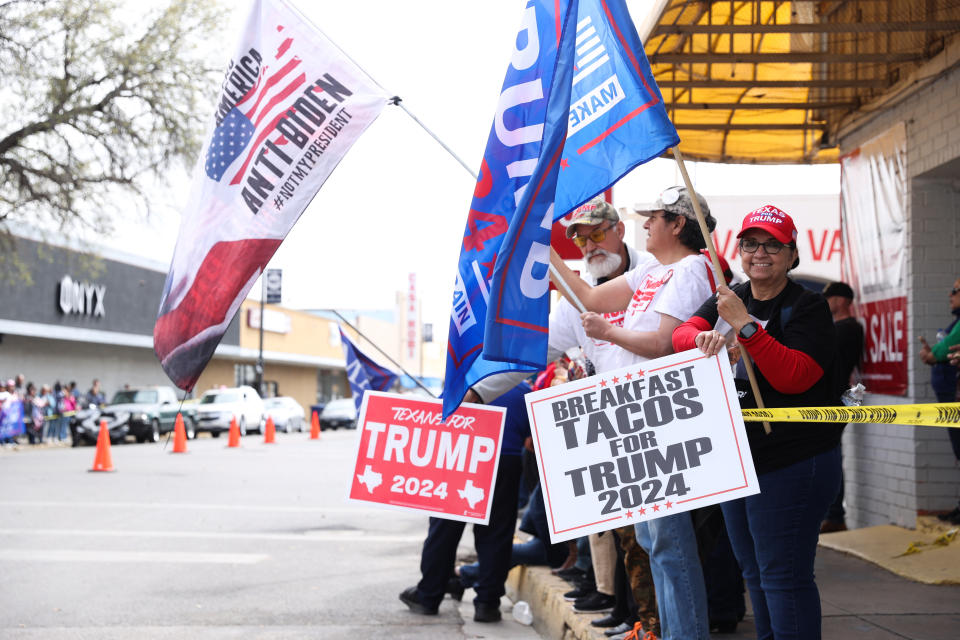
[194,385,265,437]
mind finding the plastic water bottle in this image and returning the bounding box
[841,383,865,407]
[512,600,533,625]
[936,328,947,344]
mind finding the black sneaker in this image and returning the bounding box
[474,601,502,622]
[399,586,438,615]
[555,566,586,583]
[937,505,960,522]
[573,591,615,613]
[590,613,625,628]
[563,585,595,601]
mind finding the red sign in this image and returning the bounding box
[860,296,908,396]
[347,392,506,524]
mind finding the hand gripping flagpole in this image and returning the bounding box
[672,147,772,435]
[330,310,437,398]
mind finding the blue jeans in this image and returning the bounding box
[635,512,709,640]
[722,446,841,640]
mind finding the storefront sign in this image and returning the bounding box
[58,275,105,317]
[525,350,759,543]
[348,391,505,525]
[860,296,908,395]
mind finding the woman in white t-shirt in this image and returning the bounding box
[548,186,718,640]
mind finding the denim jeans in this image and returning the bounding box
[635,512,709,639]
[722,446,841,640]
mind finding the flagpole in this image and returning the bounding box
[329,309,438,398]
[672,147,772,435]
[549,264,588,314]
[390,97,478,179]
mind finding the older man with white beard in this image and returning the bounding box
[468,197,649,401]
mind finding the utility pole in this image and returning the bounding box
[256,276,265,395]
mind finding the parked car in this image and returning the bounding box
[72,386,181,445]
[158,398,198,440]
[318,398,357,430]
[263,396,306,433]
[194,386,265,437]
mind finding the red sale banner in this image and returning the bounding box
[347,391,506,524]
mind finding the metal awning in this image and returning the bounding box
[640,0,960,163]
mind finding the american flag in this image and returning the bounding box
[203,27,305,186]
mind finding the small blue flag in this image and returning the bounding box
[339,327,399,412]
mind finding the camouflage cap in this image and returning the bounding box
[564,197,620,238]
[634,186,714,231]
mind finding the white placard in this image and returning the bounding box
[525,349,759,543]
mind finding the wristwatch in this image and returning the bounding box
[738,321,759,340]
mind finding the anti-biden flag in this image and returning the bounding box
[442,0,678,418]
[339,328,399,413]
[154,0,388,390]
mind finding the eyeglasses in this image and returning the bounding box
[572,222,616,247]
[951,287,960,295]
[739,237,792,254]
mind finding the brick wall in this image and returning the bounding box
[838,65,960,529]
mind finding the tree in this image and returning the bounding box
[0,0,227,238]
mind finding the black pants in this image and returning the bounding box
[416,455,523,607]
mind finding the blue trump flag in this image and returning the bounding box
[442,0,678,418]
[339,327,399,412]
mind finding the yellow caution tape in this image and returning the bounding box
[742,403,960,428]
[894,528,958,557]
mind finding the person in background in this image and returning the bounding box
[673,204,842,640]
[59,384,77,442]
[86,379,106,407]
[819,281,864,533]
[919,276,960,525]
[23,382,43,445]
[39,384,55,443]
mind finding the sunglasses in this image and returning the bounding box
[951,287,960,295]
[572,222,617,247]
[739,237,793,254]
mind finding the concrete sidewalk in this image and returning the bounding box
[506,519,960,640]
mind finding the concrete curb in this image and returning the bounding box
[507,565,610,640]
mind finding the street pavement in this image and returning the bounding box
[0,432,541,639]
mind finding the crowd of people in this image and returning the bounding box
[0,377,105,446]
[397,191,960,639]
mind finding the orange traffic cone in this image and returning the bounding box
[227,416,241,448]
[310,410,321,440]
[90,420,114,472]
[263,416,276,444]
[171,413,188,454]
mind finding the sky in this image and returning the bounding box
[109,0,840,345]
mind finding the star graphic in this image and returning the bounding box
[625,372,633,380]
[612,376,620,384]
[636,369,645,377]
[638,507,646,515]
[665,501,673,509]
[652,504,660,512]
[599,379,607,387]
[625,510,634,519]
[560,158,570,170]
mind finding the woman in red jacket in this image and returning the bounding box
[672,205,842,640]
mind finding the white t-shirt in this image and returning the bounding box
[550,253,715,373]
